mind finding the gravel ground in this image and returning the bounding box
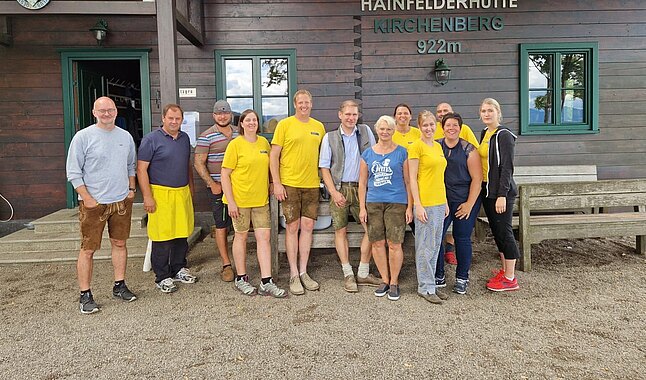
[1,235,644,379]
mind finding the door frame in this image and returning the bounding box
[60,49,152,208]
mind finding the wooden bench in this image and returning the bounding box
[517,179,646,271]
[475,165,598,240]
[269,196,414,277]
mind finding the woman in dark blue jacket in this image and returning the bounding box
[476,98,521,292]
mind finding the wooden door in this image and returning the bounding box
[74,62,106,132]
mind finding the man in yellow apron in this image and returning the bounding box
[137,104,196,293]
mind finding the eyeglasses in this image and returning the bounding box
[95,108,117,115]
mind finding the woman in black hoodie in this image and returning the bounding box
[477,98,521,292]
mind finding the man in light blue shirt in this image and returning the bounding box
[319,100,381,292]
[66,96,137,314]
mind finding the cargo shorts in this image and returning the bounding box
[366,202,407,244]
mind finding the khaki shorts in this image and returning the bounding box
[79,196,134,251]
[231,204,271,233]
[282,186,319,224]
[366,202,407,244]
[330,183,361,230]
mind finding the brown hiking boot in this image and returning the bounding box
[299,272,319,291]
[343,275,358,293]
[221,265,234,282]
[356,273,382,287]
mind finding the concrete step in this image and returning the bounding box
[0,227,202,264]
[0,228,150,254]
[30,204,147,234]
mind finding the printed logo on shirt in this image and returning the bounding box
[260,150,269,154]
[310,131,320,136]
[370,158,393,187]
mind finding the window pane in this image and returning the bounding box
[227,97,253,125]
[225,59,253,96]
[261,58,289,96]
[529,54,552,89]
[561,53,585,88]
[561,90,585,123]
[261,97,288,132]
[529,90,553,124]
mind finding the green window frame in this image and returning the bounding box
[520,42,599,135]
[214,49,297,134]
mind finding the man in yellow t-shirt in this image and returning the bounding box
[434,102,479,147]
[270,89,325,295]
[433,102,479,267]
[393,126,421,148]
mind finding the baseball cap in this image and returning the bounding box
[213,100,231,113]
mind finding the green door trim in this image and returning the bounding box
[60,48,152,208]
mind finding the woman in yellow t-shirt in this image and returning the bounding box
[477,98,521,292]
[408,110,449,304]
[391,103,421,148]
[221,109,286,298]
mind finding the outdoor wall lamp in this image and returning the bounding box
[90,19,108,46]
[433,59,451,85]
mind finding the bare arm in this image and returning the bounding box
[358,160,369,224]
[194,152,221,195]
[456,150,483,219]
[321,168,346,208]
[269,144,286,201]
[74,185,98,208]
[137,160,155,213]
[127,176,136,199]
[405,159,420,223]
[188,158,195,197]
[220,167,238,219]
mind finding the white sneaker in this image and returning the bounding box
[173,268,197,284]
[234,275,257,296]
[156,278,177,293]
[259,279,287,298]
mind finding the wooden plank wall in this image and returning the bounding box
[1,0,646,220]
[196,0,646,182]
[0,15,159,219]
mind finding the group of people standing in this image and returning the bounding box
[66,91,520,314]
[67,98,200,313]
[355,100,521,303]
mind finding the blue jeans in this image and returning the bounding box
[436,197,482,281]
[414,204,446,295]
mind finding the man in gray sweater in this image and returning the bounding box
[66,96,138,314]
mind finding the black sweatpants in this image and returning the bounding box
[481,191,521,260]
[151,238,189,283]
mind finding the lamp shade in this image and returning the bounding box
[434,59,451,85]
[90,19,108,45]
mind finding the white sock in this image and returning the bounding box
[505,275,514,281]
[357,262,370,278]
[341,263,354,277]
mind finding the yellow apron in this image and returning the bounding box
[147,184,194,241]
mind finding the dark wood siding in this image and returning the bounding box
[0,15,159,219]
[1,1,645,220]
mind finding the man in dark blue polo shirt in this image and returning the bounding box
[137,104,197,293]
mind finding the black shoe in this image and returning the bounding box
[387,284,401,301]
[79,292,100,314]
[113,283,137,302]
[374,283,390,297]
[435,277,447,288]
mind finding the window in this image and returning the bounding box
[520,43,599,135]
[215,49,297,133]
